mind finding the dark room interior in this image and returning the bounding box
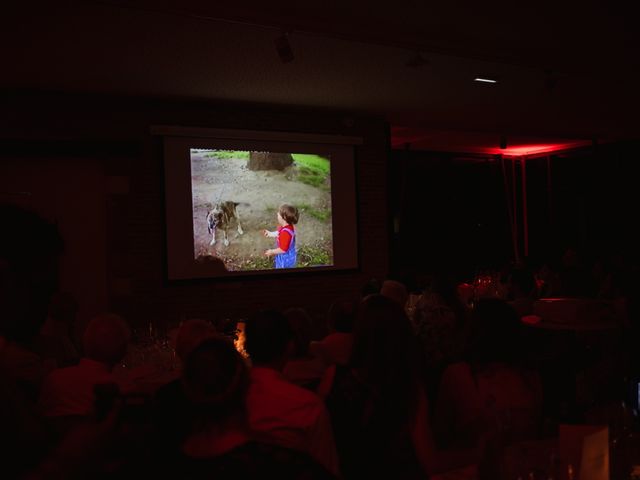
[2,2,640,479]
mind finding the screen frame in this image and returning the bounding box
[156,126,362,282]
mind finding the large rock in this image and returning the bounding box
[248,152,293,171]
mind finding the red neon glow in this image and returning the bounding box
[389,127,594,157]
[489,143,588,156]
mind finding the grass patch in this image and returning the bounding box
[298,203,331,222]
[237,256,272,271]
[217,244,333,271]
[204,150,250,160]
[297,244,333,268]
[298,168,327,189]
[292,154,330,191]
[291,154,330,175]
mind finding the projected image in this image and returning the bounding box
[191,149,333,271]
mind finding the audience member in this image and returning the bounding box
[244,309,340,477]
[168,336,335,479]
[507,266,539,317]
[318,294,480,479]
[413,272,470,403]
[152,319,218,459]
[435,298,542,450]
[31,291,80,369]
[361,277,382,297]
[282,307,326,390]
[310,299,356,367]
[380,279,409,309]
[558,247,594,297]
[38,313,131,420]
[0,204,63,477]
[194,254,229,274]
[0,206,64,400]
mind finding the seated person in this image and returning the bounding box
[282,307,326,390]
[38,313,131,420]
[244,309,340,477]
[0,204,63,477]
[413,273,471,403]
[152,319,218,458]
[171,336,336,479]
[318,295,482,479]
[380,279,409,309]
[310,299,356,367]
[507,266,539,317]
[435,299,543,449]
[31,291,80,369]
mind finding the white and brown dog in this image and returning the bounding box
[206,201,245,246]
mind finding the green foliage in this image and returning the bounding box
[239,256,272,271]
[292,154,331,191]
[298,168,326,189]
[204,150,250,160]
[220,252,271,271]
[298,203,331,222]
[297,244,333,267]
[291,154,330,175]
[218,244,332,271]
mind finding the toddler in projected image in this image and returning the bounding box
[263,204,299,269]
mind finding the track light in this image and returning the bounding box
[474,77,498,84]
[274,32,294,63]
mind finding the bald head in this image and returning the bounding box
[82,314,130,367]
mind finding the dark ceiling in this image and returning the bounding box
[3,1,639,151]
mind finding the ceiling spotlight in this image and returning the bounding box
[474,77,498,83]
[405,51,429,68]
[274,32,294,63]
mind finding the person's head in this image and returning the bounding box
[244,309,294,368]
[0,204,63,343]
[278,204,299,226]
[181,336,249,427]
[466,298,523,368]
[327,299,357,333]
[427,271,464,306]
[361,277,382,297]
[194,254,228,274]
[351,295,418,381]
[175,319,218,363]
[562,247,581,268]
[508,267,537,300]
[380,280,409,308]
[283,307,313,358]
[47,291,78,326]
[350,295,420,415]
[82,313,131,367]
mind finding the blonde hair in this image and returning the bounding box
[278,204,299,225]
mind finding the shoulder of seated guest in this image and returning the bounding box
[442,361,473,380]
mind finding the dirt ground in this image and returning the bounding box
[191,152,333,270]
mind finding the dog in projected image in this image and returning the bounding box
[206,201,246,247]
